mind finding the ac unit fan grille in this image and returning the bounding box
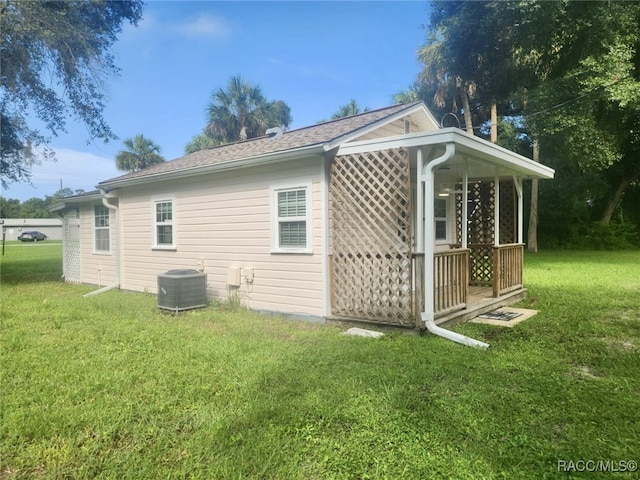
[157,269,207,312]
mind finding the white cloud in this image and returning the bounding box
[174,14,231,38]
[2,148,122,201]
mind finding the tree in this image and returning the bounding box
[0,197,20,218]
[331,99,369,119]
[521,1,640,230]
[19,198,50,218]
[202,76,292,146]
[185,132,221,155]
[0,0,143,186]
[393,82,424,105]
[420,0,640,247]
[115,135,165,173]
[417,29,475,133]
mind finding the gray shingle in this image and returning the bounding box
[99,102,420,186]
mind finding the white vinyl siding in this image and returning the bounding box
[153,199,174,249]
[272,184,312,253]
[116,157,325,318]
[94,205,110,253]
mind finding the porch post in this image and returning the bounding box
[513,175,523,243]
[494,171,500,246]
[462,161,469,249]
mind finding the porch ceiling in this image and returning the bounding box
[336,128,555,181]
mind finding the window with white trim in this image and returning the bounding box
[153,199,174,248]
[272,184,312,253]
[94,205,110,252]
[434,198,448,242]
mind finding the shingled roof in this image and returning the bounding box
[99,101,426,188]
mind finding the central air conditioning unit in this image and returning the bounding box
[157,269,207,312]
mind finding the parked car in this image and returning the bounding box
[17,231,48,242]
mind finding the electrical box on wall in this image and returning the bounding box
[227,266,241,287]
[243,267,254,284]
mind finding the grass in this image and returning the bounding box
[1,243,639,479]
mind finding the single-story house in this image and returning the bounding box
[52,101,554,346]
[1,218,62,241]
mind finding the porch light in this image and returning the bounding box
[438,188,452,197]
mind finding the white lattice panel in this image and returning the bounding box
[63,211,81,283]
[329,148,414,326]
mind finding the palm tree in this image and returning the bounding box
[184,131,220,155]
[205,76,292,143]
[115,135,165,172]
[331,99,369,119]
[393,82,423,105]
[417,29,476,134]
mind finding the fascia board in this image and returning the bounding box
[336,128,555,179]
[99,143,324,190]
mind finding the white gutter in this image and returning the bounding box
[83,191,120,297]
[420,143,489,349]
[337,128,555,180]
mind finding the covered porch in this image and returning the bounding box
[328,128,554,331]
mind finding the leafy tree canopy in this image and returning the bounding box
[331,99,370,119]
[186,76,292,154]
[0,0,144,186]
[416,0,640,247]
[115,135,165,173]
[1,188,85,219]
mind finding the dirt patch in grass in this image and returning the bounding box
[570,364,602,380]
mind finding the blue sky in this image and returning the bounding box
[4,1,430,202]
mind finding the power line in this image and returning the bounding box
[446,76,629,131]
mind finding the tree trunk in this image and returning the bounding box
[490,99,497,143]
[599,164,640,225]
[527,137,540,253]
[460,84,474,134]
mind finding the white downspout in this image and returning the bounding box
[420,144,489,349]
[84,191,120,297]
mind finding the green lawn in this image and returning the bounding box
[1,244,639,479]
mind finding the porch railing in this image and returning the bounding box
[435,249,469,314]
[414,244,523,322]
[468,243,524,297]
[413,249,469,320]
[493,243,524,297]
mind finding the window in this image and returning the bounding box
[434,198,448,242]
[94,205,110,253]
[272,184,312,253]
[153,199,174,248]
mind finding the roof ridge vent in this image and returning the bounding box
[265,127,283,139]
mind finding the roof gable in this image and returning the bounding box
[99,101,437,188]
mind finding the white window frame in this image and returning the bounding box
[93,204,110,254]
[152,197,176,250]
[270,182,313,254]
[434,197,449,244]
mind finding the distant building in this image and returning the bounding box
[1,218,62,241]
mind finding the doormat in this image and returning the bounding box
[478,310,522,321]
[471,307,538,327]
